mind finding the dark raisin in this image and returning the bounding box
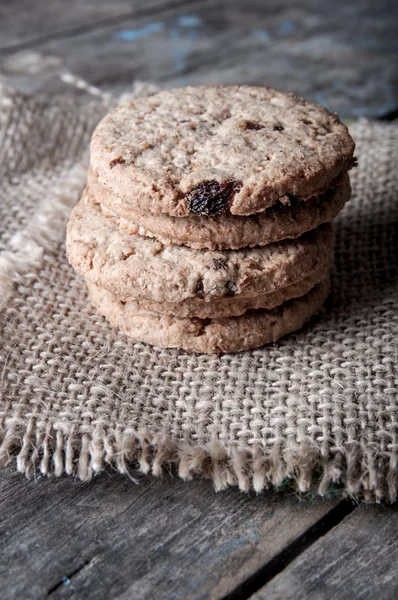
[186,180,242,216]
[273,124,284,131]
[194,278,205,298]
[109,157,125,169]
[245,121,264,130]
[212,258,227,270]
[225,281,237,297]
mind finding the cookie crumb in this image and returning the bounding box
[348,156,358,169]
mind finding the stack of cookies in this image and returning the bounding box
[66,86,355,354]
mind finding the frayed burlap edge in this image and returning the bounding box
[1,418,397,503]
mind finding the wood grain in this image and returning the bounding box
[253,505,398,600]
[0,0,397,118]
[0,0,193,50]
[0,466,342,600]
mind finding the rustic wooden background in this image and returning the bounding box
[1,1,398,599]
[1,0,397,118]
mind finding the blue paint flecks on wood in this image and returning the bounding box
[169,27,193,73]
[351,106,371,117]
[279,20,295,33]
[371,80,398,117]
[314,93,328,108]
[177,15,202,28]
[251,29,270,41]
[351,81,398,118]
[167,16,203,74]
[115,23,164,41]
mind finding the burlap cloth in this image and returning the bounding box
[0,81,397,502]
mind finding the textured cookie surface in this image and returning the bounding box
[90,85,355,217]
[67,190,334,303]
[87,279,330,354]
[102,267,328,319]
[88,169,350,250]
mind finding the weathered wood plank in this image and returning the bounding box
[0,466,344,600]
[0,0,194,50]
[0,0,131,50]
[1,0,397,118]
[253,505,398,600]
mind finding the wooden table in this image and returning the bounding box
[1,2,397,598]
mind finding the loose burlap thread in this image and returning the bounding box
[0,82,397,502]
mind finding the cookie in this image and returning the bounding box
[66,189,334,304]
[86,278,330,354]
[88,169,350,250]
[104,266,328,319]
[90,85,355,218]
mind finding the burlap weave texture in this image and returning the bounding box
[0,83,397,501]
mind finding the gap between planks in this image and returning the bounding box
[222,499,357,600]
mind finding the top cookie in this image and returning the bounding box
[90,85,355,217]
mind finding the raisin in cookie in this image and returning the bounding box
[88,169,350,250]
[67,189,334,304]
[90,85,355,218]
